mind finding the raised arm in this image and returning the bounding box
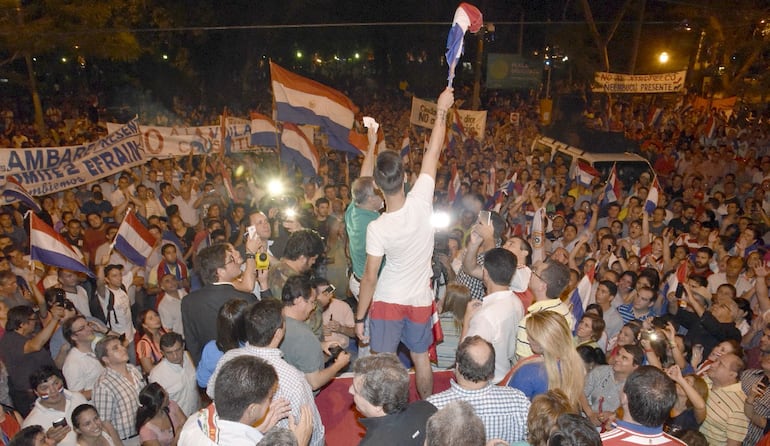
[420,88,454,179]
[360,125,378,177]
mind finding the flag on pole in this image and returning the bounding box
[113,209,156,268]
[270,62,366,155]
[250,112,278,147]
[400,136,410,161]
[30,213,93,277]
[575,161,600,187]
[602,163,621,206]
[280,122,320,178]
[646,107,663,128]
[0,177,41,212]
[445,3,483,87]
[644,176,661,215]
[568,266,596,323]
[448,165,461,204]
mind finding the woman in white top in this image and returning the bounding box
[72,403,122,446]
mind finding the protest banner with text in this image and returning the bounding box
[591,70,687,94]
[409,97,487,140]
[2,120,145,196]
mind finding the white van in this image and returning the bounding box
[531,136,653,186]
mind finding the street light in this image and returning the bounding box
[658,51,670,64]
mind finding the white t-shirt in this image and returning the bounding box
[366,174,435,307]
[466,290,524,383]
[158,290,187,335]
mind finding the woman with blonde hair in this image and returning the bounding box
[505,311,586,407]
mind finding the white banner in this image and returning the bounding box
[591,70,687,94]
[106,122,225,158]
[409,97,487,140]
[1,120,145,196]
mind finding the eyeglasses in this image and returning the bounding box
[531,270,545,282]
[224,255,236,266]
[72,324,89,334]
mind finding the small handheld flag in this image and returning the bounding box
[113,209,157,267]
[445,3,483,87]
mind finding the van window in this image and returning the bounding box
[552,151,573,170]
[593,161,651,187]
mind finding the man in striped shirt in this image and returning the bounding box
[700,353,749,446]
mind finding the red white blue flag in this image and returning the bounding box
[114,209,156,267]
[281,122,320,178]
[646,107,663,128]
[445,3,483,86]
[448,164,461,204]
[250,112,278,147]
[0,177,41,212]
[569,266,595,323]
[400,136,410,161]
[270,62,367,156]
[602,163,621,205]
[644,176,661,215]
[575,161,600,187]
[30,213,93,277]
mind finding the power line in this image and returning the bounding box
[0,20,685,37]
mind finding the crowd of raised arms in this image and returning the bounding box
[0,82,770,446]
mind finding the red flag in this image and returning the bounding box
[428,300,444,363]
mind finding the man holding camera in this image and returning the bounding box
[355,87,454,399]
[280,275,350,391]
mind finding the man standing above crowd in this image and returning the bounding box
[356,87,453,399]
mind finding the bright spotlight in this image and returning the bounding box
[267,179,284,196]
[431,211,451,229]
[658,52,670,64]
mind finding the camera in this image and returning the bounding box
[255,253,269,270]
[327,345,344,361]
[53,289,74,311]
[52,417,68,428]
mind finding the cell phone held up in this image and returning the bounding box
[478,210,491,226]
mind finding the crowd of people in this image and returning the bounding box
[0,76,769,446]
